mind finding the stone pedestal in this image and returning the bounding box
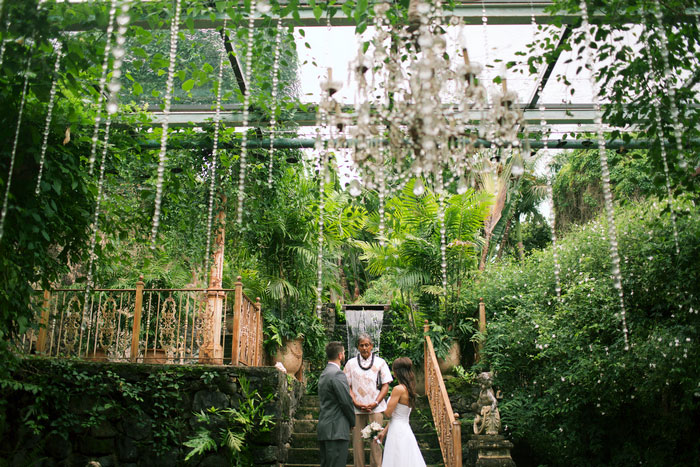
[467,435,516,467]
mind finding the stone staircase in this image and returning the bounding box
[286,394,445,467]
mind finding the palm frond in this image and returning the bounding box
[266,277,299,300]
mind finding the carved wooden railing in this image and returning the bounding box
[20,276,263,367]
[230,276,263,366]
[424,322,462,467]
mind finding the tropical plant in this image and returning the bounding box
[552,148,662,234]
[354,178,490,359]
[184,376,274,464]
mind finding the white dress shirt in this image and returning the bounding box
[344,353,393,414]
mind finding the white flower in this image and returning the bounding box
[274,362,287,373]
[361,422,384,440]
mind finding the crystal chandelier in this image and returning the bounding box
[317,0,524,197]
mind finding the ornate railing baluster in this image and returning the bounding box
[424,321,462,467]
[18,277,264,368]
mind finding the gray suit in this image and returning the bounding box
[317,362,356,467]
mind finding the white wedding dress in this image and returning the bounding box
[382,403,426,467]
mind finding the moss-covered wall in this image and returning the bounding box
[0,357,304,466]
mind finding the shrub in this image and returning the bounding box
[463,197,700,466]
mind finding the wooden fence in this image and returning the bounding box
[424,322,462,467]
[20,276,263,366]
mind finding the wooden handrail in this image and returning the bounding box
[424,321,462,467]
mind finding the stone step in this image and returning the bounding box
[297,395,431,409]
[292,418,435,435]
[290,432,440,450]
[285,465,442,467]
[285,465,443,467]
[286,447,444,464]
[294,400,432,420]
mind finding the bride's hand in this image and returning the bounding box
[376,428,387,444]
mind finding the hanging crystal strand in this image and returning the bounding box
[437,171,448,300]
[530,0,561,299]
[651,90,680,255]
[204,20,228,286]
[378,149,386,246]
[83,119,113,313]
[88,0,117,175]
[267,18,283,188]
[480,0,491,101]
[580,0,629,350]
[315,66,334,317]
[314,122,326,318]
[150,0,182,248]
[35,44,63,195]
[0,20,10,69]
[650,0,687,170]
[316,155,325,317]
[106,1,131,115]
[545,160,562,299]
[82,1,129,312]
[0,55,32,244]
[236,0,257,225]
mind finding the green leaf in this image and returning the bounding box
[182,79,195,92]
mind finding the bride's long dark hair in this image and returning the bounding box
[392,357,417,408]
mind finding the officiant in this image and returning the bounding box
[344,333,393,467]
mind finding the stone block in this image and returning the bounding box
[78,436,114,456]
[90,420,118,438]
[467,434,516,467]
[96,454,117,467]
[45,433,72,460]
[122,416,152,441]
[252,445,279,464]
[197,454,229,466]
[116,436,139,462]
[193,390,230,412]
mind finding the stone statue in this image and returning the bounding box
[472,371,501,435]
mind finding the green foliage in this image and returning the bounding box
[0,1,97,360]
[356,178,490,318]
[463,197,700,465]
[525,0,700,192]
[552,148,660,233]
[377,301,424,365]
[263,307,327,363]
[1,359,186,458]
[184,377,274,465]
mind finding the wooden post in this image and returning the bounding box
[36,290,51,354]
[254,297,262,366]
[130,276,144,363]
[452,413,462,467]
[475,298,486,363]
[199,203,226,364]
[230,277,243,365]
[423,320,430,394]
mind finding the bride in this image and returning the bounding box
[376,357,426,467]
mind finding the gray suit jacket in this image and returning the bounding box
[317,362,356,441]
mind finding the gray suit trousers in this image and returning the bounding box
[320,438,350,467]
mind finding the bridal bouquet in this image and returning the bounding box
[361,421,384,444]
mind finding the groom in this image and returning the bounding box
[317,341,356,467]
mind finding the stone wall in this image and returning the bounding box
[0,358,304,466]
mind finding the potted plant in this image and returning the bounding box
[263,307,326,376]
